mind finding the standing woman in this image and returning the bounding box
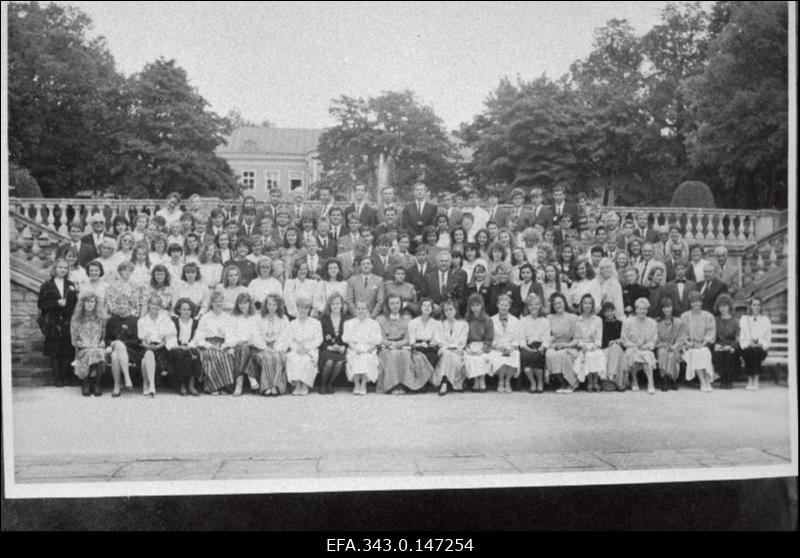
[644,261,667,316]
[489,294,523,393]
[573,294,606,392]
[320,259,349,312]
[137,294,176,397]
[281,226,305,274]
[149,234,170,267]
[614,250,630,279]
[712,294,740,389]
[81,260,109,302]
[461,243,488,283]
[225,292,266,396]
[680,291,717,392]
[248,258,283,311]
[318,293,350,394]
[450,227,466,255]
[116,232,135,266]
[408,299,442,388]
[541,264,563,314]
[216,232,233,265]
[198,242,224,290]
[568,259,601,314]
[179,262,210,316]
[71,293,107,396]
[739,297,771,391]
[132,214,149,244]
[168,298,202,396]
[276,297,322,395]
[342,300,382,395]
[130,242,152,290]
[516,263,543,313]
[621,298,659,394]
[142,264,174,316]
[284,260,323,319]
[216,265,248,313]
[546,292,579,393]
[375,294,419,395]
[254,293,289,396]
[194,291,235,395]
[104,294,140,396]
[655,296,686,391]
[475,229,491,260]
[379,265,417,314]
[601,301,626,391]
[38,258,78,387]
[433,299,469,396]
[97,238,122,282]
[60,246,88,289]
[106,261,143,318]
[463,293,494,392]
[688,244,708,284]
[519,294,551,393]
[558,244,578,285]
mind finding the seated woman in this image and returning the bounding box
[489,294,523,393]
[573,293,606,392]
[226,292,266,396]
[104,294,140,396]
[318,293,349,394]
[194,291,236,395]
[276,296,322,395]
[137,294,176,397]
[167,297,202,396]
[433,299,469,396]
[739,296,771,391]
[601,301,626,391]
[71,293,108,397]
[519,293,551,393]
[379,265,418,314]
[342,300,382,395]
[680,291,717,392]
[712,293,740,390]
[655,296,686,391]
[546,292,579,393]
[464,293,494,392]
[621,298,659,394]
[254,293,289,396]
[409,298,441,386]
[376,294,426,395]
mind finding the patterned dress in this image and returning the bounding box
[656,317,687,380]
[71,318,107,380]
[546,312,578,387]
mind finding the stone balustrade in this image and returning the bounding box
[738,225,788,289]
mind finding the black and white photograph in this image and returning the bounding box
[1,0,796,530]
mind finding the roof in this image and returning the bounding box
[217,127,323,155]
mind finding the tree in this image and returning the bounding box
[224,109,273,129]
[671,180,715,208]
[110,58,240,198]
[682,1,788,208]
[318,90,460,200]
[9,162,43,198]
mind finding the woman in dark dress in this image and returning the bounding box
[38,258,78,387]
[712,293,740,389]
[168,297,202,396]
[104,294,142,396]
[601,301,625,391]
[318,292,348,394]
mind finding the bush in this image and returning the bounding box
[671,180,716,208]
[9,163,42,197]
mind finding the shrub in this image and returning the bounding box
[9,163,42,198]
[671,180,716,208]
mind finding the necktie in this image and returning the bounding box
[440,272,446,295]
[363,276,368,288]
[700,282,708,295]
[418,202,422,215]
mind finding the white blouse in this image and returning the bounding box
[342,317,383,352]
[224,314,266,350]
[739,315,772,350]
[199,263,223,289]
[491,314,524,351]
[276,317,323,353]
[520,315,552,348]
[435,319,469,349]
[258,314,290,347]
[137,311,176,345]
[193,311,229,348]
[408,317,442,343]
[574,315,603,350]
[178,280,210,314]
[248,277,283,306]
[283,278,323,316]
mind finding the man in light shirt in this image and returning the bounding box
[465,189,489,232]
[156,192,184,229]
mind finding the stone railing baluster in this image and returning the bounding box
[716,213,727,241]
[684,211,695,240]
[46,202,56,231]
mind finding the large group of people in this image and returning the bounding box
[37,184,773,398]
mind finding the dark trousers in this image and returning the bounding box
[167,347,202,385]
[741,347,767,377]
[712,347,741,386]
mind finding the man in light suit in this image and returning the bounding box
[498,188,532,230]
[345,255,385,318]
[694,262,729,313]
[713,246,740,296]
[529,187,554,228]
[401,181,438,243]
[344,183,379,229]
[288,190,315,227]
[422,251,468,315]
[437,192,462,229]
[663,260,696,316]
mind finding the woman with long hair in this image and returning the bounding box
[379,265,417,314]
[167,298,202,396]
[59,246,88,289]
[739,297,771,391]
[568,258,601,314]
[320,259,349,312]
[142,264,174,316]
[283,259,323,319]
[248,258,283,311]
[149,233,170,267]
[546,292,579,393]
[614,250,631,280]
[318,293,350,394]
[433,299,468,396]
[450,227,466,255]
[711,293,740,390]
[475,229,491,260]
[486,242,507,279]
[461,242,488,283]
[226,292,266,396]
[558,244,578,285]
[194,291,235,395]
[520,293,551,393]
[655,296,686,391]
[375,294,419,395]
[198,242,224,290]
[216,264,248,314]
[594,257,624,321]
[541,263,563,314]
[408,298,441,386]
[276,297,322,395]
[254,293,289,396]
[573,293,607,392]
[130,242,152,290]
[131,213,149,244]
[137,294,175,397]
[681,291,717,392]
[215,231,233,265]
[71,293,108,396]
[601,301,626,391]
[281,226,305,273]
[177,262,209,316]
[463,293,494,392]
[342,299,382,395]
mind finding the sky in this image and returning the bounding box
[61,1,689,132]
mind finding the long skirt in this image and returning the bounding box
[286,350,319,387]
[624,348,657,375]
[346,351,380,382]
[378,348,429,393]
[411,346,438,382]
[741,346,767,376]
[255,349,287,393]
[682,347,716,381]
[167,347,202,384]
[489,349,520,377]
[200,348,236,392]
[545,348,578,387]
[232,344,259,379]
[433,349,466,390]
[657,346,682,380]
[712,348,740,383]
[574,349,607,382]
[519,346,546,370]
[605,344,626,387]
[464,342,492,379]
[73,348,107,380]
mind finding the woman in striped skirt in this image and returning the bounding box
[255,293,289,396]
[194,291,235,394]
[226,292,266,396]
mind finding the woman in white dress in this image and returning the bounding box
[621,297,659,394]
[568,258,601,314]
[433,299,469,396]
[248,258,283,312]
[739,297,772,391]
[96,237,122,282]
[226,292,266,396]
[216,265,248,314]
[130,243,152,290]
[341,300,382,395]
[137,294,176,397]
[490,294,523,393]
[276,297,322,395]
[680,291,717,392]
[464,293,494,391]
[408,299,442,387]
[198,242,224,290]
[149,234,170,267]
[594,258,624,320]
[573,293,607,392]
[546,292,579,393]
[178,262,210,316]
[519,293,551,393]
[283,260,323,319]
[80,260,109,303]
[254,293,289,396]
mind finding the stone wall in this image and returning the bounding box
[10,281,52,386]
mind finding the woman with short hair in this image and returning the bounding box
[375,294,420,395]
[519,294,551,393]
[739,297,771,391]
[680,291,717,392]
[248,258,283,311]
[712,293,740,389]
[276,296,322,395]
[283,260,323,319]
[489,294,523,393]
[568,258,601,314]
[433,299,469,396]
[167,298,202,396]
[408,299,442,387]
[342,300,382,395]
[601,301,626,391]
[216,264,248,314]
[104,294,141,397]
[655,296,686,391]
[379,265,418,315]
[179,262,209,316]
[621,297,659,394]
[71,293,108,397]
[546,292,579,393]
[137,294,176,397]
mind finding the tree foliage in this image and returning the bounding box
[671,180,715,208]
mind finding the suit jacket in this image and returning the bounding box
[715,262,740,294]
[37,277,79,356]
[319,313,346,351]
[665,260,696,283]
[345,273,385,317]
[302,255,325,279]
[485,206,503,225]
[694,279,729,313]
[344,203,379,228]
[552,202,579,227]
[262,204,283,224]
[529,205,555,228]
[78,233,112,268]
[421,269,468,309]
[316,233,338,259]
[622,283,650,316]
[288,204,315,227]
[370,252,401,281]
[237,223,261,240]
[406,263,432,294]
[663,279,696,316]
[337,232,362,255]
[487,282,523,317]
[498,206,532,229]
[439,207,463,229]
[400,201,438,238]
[634,227,659,244]
[464,282,492,316]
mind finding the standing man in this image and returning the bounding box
[529,187,554,228]
[263,188,284,223]
[315,216,337,259]
[288,189,313,227]
[400,181,438,244]
[633,211,659,244]
[423,251,467,315]
[370,234,398,280]
[713,246,740,296]
[551,184,579,227]
[345,255,385,318]
[485,191,502,224]
[695,262,729,313]
[663,260,696,316]
[463,189,490,232]
[78,213,112,268]
[316,186,337,220]
[345,183,379,228]
[379,186,398,220]
[438,192,462,229]
[499,188,531,229]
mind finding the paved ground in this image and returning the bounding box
[10,383,794,483]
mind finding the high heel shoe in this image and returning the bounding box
[81,377,92,397]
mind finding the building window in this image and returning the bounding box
[265,171,279,191]
[240,170,256,188]
[289,171,304,191]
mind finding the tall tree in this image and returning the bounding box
[682,1,788,208]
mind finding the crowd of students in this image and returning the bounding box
[37,183,773,397]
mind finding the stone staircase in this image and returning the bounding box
[9,253,53,386]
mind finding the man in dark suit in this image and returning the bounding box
[437,192,462,229]
[370,234,399,280]
[498,188,532,230]
[663,260,696,316]
[262,188,284,223]
[422,251,467,314]
[78,213,112,268]
[315,216,337,260]
[315,186,337,221]
[665,246,696,283]
[633,211,659,244]
[694,262,729,313]
[61,221,91,264]
[487,264,523,317]
[344,183,379,229]
[288,190,315,227]
[529,187,555,228]
[406,244,432,294]
[551,184,579,227]
[400,181,438,243]
[237,207,261,240]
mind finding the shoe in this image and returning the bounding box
[81,378,92,397]
[92,379,102,397]
[54,377,65,388]
[248,377,259,391]
[439,384,448,396]
[647,385,655,394]
[233,376,244,397]
[631,383,639,392]
[112,390,121,398]
[188,384,200,397]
